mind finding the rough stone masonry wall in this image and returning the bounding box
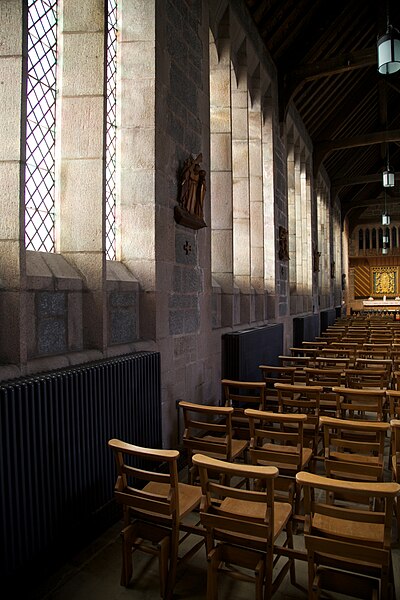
[153,0,217,447]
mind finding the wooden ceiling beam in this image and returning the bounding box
[279,47,376,122]
[314,129,400,177]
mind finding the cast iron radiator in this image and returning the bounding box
[222,324,284,381]
[0,351,161,586]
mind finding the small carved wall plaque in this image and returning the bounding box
[174,153,207,230]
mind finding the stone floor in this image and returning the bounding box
[32,470,400,600]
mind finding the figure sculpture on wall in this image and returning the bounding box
[175,153,207,230]
[313,244,321,273]
[278,226,290,261]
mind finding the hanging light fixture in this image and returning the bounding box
[382,191,391,225]
[377,22,400,75]
[382,245,389,254]
[383,167,395,187]
[383,143,395,187]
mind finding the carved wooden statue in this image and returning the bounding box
[175,153,207,230]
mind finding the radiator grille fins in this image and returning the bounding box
[0,352,161,585]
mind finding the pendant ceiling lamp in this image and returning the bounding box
[382,191,391,225]
[383,145,395,187]
[377,5,400,75]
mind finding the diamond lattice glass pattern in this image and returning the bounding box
[25,0,57,252]
[105,0,117,260]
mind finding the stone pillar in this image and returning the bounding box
[261,94,276,320]
[287,135,296,303]
[0,0,26,365]
[249,93,265,321]
[56,0,107,351]
[210,35,235,327]
[117,0,157,340]
[232,61,251,324]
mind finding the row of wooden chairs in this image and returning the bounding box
[108,407,400,599]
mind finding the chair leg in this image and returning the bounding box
[254,558,265,600]
[286,520,296,585]
[164,528,180,600]
[120,525,134,587]
[308,554,317,600]
[207,546,220,600]
[263,546,274,600]
[159,536,170,598]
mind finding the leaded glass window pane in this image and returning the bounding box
[105,0,117,260]
[25,0,57,252]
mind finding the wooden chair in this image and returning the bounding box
[331,386,387,422]
[355,357,392,376]
[304,367,343,417]
[390,419,400,541]
[319,347,355,364]
[258,364,296,411]
[386,390,400,420]
[178,401,248,484]
[192,453,297,600]
[302,340,328,350]
[319,415,389,484]
[221,379,267,440]
[296,471,400,600]
[315,355,351,371]
[274,382,323,458]
[279,354,311,381]
[108,439,205,599]
[357,348,392,361]
[245,408,312,518]
[344,368,391,390]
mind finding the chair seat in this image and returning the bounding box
[261,443,313,469]
[202,435,248,460]
[220,497,292,540]
[144,482,202,518]
[312,513,384,543]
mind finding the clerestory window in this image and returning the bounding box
[105,0,118,260]
[24,0,58,252]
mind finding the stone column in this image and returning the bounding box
[261,94,276,320]
[56,0,107,351]
[117,0,157,340]
[249,92,265,321]
[210,35,235,327]
[0,0,26,365]
[232,61,251,324]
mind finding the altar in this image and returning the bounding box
[362,299,400,312]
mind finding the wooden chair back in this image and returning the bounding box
[274,383,322,454]
[303,367,343,417]
[258,364,296,410]
[319,415,389,483]
[178,401,248,484]
[356,348,392,361]
[296,471,400,600]
[344,368,390,390]
[221,379,266,440]
[245,408,312,515]
[354,357,392,374]
[192,453,296,600]
[315,356,351,370]
[108,439,204,598]
[331,386,387,422]
[386,390,400,420]
[304,366,343,387]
